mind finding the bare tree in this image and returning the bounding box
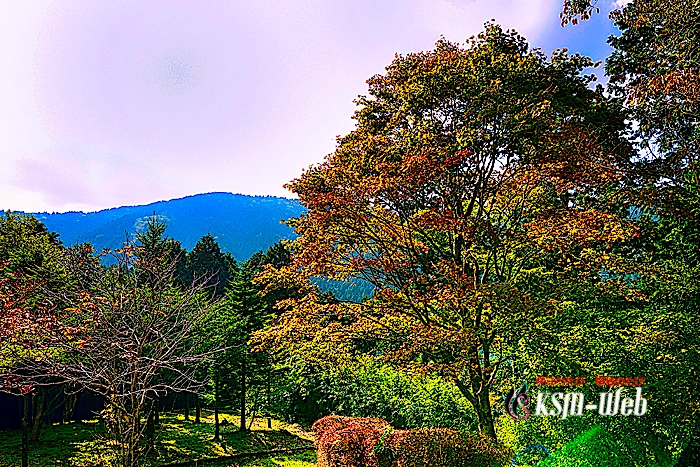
[6,244,220,467]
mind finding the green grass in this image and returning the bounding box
[534,425,675,467]
[213,451,316,467]
[0,419,108,467]
[0,412,316,467]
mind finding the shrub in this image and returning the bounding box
[313,415,510,467]
[276,357,478,430]
[385,428,509,467]
[313,415,391,467]
[536,425,674,467]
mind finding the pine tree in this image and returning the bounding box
[185,233,236,298]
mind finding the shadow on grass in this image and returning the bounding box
[0,420,105,467]
[0,413,315,467]
[152,412,314,465]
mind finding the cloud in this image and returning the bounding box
[10,147,179,211]
[3,0,560,213]
[613,0,632,7]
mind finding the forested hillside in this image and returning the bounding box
[24,192,373,301]
[29,193,303,261]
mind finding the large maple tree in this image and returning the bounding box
[267,24,637,439]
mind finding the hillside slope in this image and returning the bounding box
[32,192,303,261]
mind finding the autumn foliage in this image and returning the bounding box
[268,23,638,440]
[312,415,509,467]
[313,416,391,467]
[0,266,71,394]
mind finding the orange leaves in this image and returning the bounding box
[253,264,314,296]
[633,69,700,108]
[249,282,358,367]
[524,209,637,253]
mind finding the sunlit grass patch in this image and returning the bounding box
[221,451,317,467]
[0,411,315,467]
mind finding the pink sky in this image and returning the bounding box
[0,0,619,213]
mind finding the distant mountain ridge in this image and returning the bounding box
[31,192,304,261]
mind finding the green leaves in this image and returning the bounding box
[276,23,637,440]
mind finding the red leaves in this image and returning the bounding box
[314,416,391,467]
[0,262,83,394]
[414,209,473,234]
[313,415,510,467]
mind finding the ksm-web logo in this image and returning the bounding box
[504,380,648,421]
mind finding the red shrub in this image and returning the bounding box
[312,415,510,467]
[313,415,391,467]
[385,428,510,467]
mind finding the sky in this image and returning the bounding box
[0,0,622,213]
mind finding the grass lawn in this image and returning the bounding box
[209,451,316,467]
[0,411,316,467]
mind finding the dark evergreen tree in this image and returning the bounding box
[261,240,291,268]
[218,253,268,432]
[134,215,187,287]
[185,233,236,298]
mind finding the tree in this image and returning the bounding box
[7,241,219,467]
[207,242,302,436]
[0,265,63,467]
[264,24,636,439]
[214,252,271,434]
[0,213,67,373]
[186,233,236,298]
[133,215,191,443]
[0,211,67,294]
[561,0,699,201]
[606,0,699,217]
[0,213,76,466]
[134,214,187,282]
[182,233,236,435]
[560,2,700,461]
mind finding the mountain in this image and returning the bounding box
[29,192,373,301]
[32,192,304,261]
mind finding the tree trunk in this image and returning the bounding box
[63,392,79,424]
[185,392,190,421]
[31,388,46,442]
[195,394,201,424]
[455,377,497,441]
[146,401,156,448]
[21,393,30,467]
[248,393,260,431]
[214,372,220,441]
[239,359,247,432]
[128,407,142,467]
[266,370,272,429]
[476,389,497,439]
